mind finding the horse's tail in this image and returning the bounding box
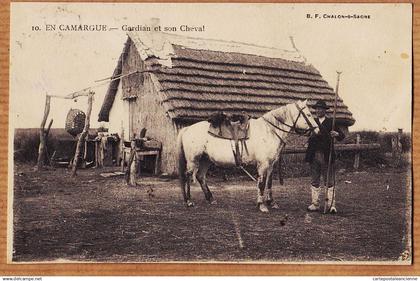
[177,128,188,201]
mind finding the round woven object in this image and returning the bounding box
[65,108,86,137]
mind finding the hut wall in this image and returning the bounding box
[121,39,146,140]
[107,82,130,141]
[129,73,179,175]
[116,40,180,174]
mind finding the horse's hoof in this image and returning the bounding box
[271,202,280,209]
[209,199,217,205]
[307,204,320,212]
[186,201,195,207]
[329,207,337,214]
[259,204,269,213]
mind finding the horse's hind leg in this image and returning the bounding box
[266,172,273,205]
[184,162,197,207]
[181,172,194,207]
[196,157,215,204]
[185,178,193,207]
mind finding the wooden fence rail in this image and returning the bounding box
[282,143,381,154]
[280,135,381,174]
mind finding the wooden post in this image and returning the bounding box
[129,153,137,185]
[398,128,403,158]
[391,128,403,166]
[353,134,361,170]
[120,121,125,171]
[154,152,160,175]
[43,119,54,165]
[391,130,403,161]
[391,136,397,159]
[121,148,126,172]
[81,139,88,169]
[45,119,53,138]
[103,137,113,166]
[95,134,104,168]
[71,92,94,177]
[36,95,51,171]
[95,140,99,168]
[125,140,137,186]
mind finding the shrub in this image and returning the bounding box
[14,129,42,163]
[13,128,98,164]
[340,130,411,169]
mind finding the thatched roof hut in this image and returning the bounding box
[98,31,355,174]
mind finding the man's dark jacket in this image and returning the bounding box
[305,118,345,163]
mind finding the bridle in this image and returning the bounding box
[262,103,317,138]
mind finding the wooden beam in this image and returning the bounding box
[49,91,90,100]
[335,143,381,151]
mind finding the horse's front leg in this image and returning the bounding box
[265,165,279,209]
[256,165,269,213]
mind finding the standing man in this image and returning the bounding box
[305,100,345,213]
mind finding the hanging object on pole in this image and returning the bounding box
[65,108,86,137]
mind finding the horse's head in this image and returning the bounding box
[293,100,319,135]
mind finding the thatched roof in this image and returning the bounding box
[98,38,130,122]
[98,33,355,126]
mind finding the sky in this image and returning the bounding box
[10,3,412,132]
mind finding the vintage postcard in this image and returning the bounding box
[8,3,412,264]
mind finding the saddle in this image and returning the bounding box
[208,112,250,166]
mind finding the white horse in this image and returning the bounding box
[177,100,319,213]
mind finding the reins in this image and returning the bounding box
[261,116,287,143]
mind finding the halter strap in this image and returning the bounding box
[263,103,316,137]
[295,103,316,132]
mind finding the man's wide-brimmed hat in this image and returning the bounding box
[313,100,329,109]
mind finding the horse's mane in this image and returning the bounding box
[261,103,294,126]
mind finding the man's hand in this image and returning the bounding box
[330,130,339,138]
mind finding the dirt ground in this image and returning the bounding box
[12,162,411,263]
